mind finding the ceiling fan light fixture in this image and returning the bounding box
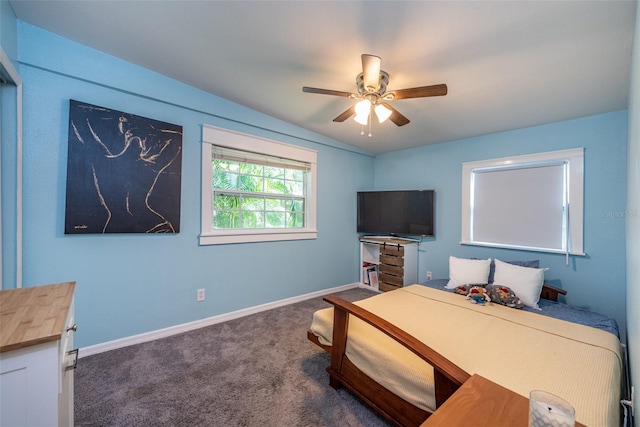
[354,112,369,125]
[374,103,392,123]
[354,99,371,125]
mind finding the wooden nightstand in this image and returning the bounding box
[421,374,585,427]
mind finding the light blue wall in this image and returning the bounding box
[626,2,640,422]
[13,22,374,348]
[374,112,628,338]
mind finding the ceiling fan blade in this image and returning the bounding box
[381,102,410,126]
[391,84,448,100]
[302,87,353,97]
[361,54,381,92]
[333,105,356,122]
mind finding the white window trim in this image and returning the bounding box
[200,125,317,245]
[461,148,585,256]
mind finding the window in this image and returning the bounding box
[461,148,584,256]
[200,125,317,245]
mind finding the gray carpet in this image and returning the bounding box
[74,287,392,426]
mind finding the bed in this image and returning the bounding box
[307,273,623,426]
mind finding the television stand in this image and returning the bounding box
[359,236,418,292]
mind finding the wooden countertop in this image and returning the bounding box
[0,282,75,353]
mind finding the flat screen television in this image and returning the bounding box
[357,190,435,237]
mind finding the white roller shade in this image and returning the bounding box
[472,162,566,250]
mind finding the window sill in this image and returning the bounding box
[460,240,586,256]
[199,229,318,245]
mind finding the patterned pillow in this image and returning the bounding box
[486,284,524,309]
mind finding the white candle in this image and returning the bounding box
[529,390,576,427]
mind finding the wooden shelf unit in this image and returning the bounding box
[359,236,418,292]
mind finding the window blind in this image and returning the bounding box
[471,162,566,251]
[211,145,311,171]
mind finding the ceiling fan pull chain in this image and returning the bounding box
[368,117,372,137]
[360,124,365,136]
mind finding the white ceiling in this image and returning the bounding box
[9,0,637,154]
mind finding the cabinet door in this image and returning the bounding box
[380,272,404,287]
[0,342,59,426]
[379,263,404,277]
[380,244,405,257]
[379,254,403,267]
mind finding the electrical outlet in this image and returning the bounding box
[197,288,205,302]
[426,271,432,280]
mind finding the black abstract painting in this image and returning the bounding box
[65,100,182,234]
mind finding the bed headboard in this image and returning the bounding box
[540,284,567,302]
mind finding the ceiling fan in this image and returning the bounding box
[302,54,447,134]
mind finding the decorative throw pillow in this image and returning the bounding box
[445,256,491,289]
[486,284,524,309]
[492,259,547,309]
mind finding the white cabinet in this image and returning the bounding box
[0,282,77,427]
[360,237,418,292]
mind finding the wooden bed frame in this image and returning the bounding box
[306,284,567,427]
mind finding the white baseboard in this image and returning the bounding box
[79,282,360,358]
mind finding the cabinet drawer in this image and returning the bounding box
[380,254,404,267]
[379,263,404,277]
[380,245,405,257]
[380,272,403,287]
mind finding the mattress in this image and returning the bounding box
[309,284,622,426]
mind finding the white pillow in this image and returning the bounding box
[445,256,491,289]
[492,258,547,309]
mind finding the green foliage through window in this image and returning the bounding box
[212,158,306,229]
